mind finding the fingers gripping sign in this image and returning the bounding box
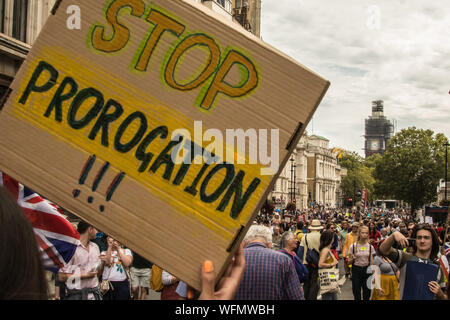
[187,241,245,300]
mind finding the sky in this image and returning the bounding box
[260,0,450,157]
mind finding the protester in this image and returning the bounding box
[0,187,48,300]
[326,223,340,259]
[280,231,299,256]
[161,270,182,300]
[295,221,305,256]
[58,221,102,300]
[338,220,350,269]
[295,221,305,243]
[130,252,153,300]
[379,224,448,300]
[234,225,304,300]
[279,218,290,233]
[348,225,375,300]
[342,222,359,279]
[100,236,133,300]
[398,222,408,236]
[279,231,308,284]
[272,225,282,250]
[272,212,281,225]
[300,219,322,300]
[368,221,382,251]
[318,230,340,300]
[92,232,108,252]
[407,222,416,239]
[380,228,389,241]
[370,245,400,300]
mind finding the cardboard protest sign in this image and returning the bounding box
[0,0,329,289]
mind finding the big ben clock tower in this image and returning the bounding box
[364,100,394,158]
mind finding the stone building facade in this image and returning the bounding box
[269,133,344,210]
[0,0,57,95]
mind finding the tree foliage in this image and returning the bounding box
[285,202,296,212]
[373,127,448,212]
[339,151,376,203]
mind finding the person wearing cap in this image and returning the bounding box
[299,219,323,300]
[272,212,281,226]
[342,222,359,279]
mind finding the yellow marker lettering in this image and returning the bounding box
[135,9,185,72]
[91,0,145,53]
[200,49,259,110]
[165,34,220,91]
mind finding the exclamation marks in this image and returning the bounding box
[73,155,126,212]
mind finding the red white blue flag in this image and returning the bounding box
[0,172,80,273]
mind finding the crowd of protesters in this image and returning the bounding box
[45,204,449,301]
[252,205,449,300]
[1,182,449,300]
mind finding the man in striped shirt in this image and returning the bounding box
[235,225,304,300]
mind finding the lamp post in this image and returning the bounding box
[293,163,297,203]
[290,156,295,203]
[445,142,449,203]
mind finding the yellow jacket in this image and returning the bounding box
[343,232,357,258]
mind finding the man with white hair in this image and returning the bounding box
[234,225,304,300]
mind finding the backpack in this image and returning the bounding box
[150,265,164,292]
[297,245,305,262]
[280,249,309,283]
[305,234,320,269]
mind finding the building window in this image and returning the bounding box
[215,0,232,13]
[13,0,28,42]
[0,0,28,42]
[235,0,248,8]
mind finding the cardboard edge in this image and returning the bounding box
[180,0,328,82]
[51,0,63,15]
[0,87,12,112]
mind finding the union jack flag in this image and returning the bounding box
[439,242,450,283]
[0,171,80,273]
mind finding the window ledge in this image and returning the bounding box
[0,33,31,60]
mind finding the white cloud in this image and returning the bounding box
[261,0,450,156]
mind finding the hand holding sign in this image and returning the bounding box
[198,241,246,300]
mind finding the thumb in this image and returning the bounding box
[199,260,215,300]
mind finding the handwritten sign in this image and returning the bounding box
[0,0,329,289]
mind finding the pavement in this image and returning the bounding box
[318,255,354,300]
